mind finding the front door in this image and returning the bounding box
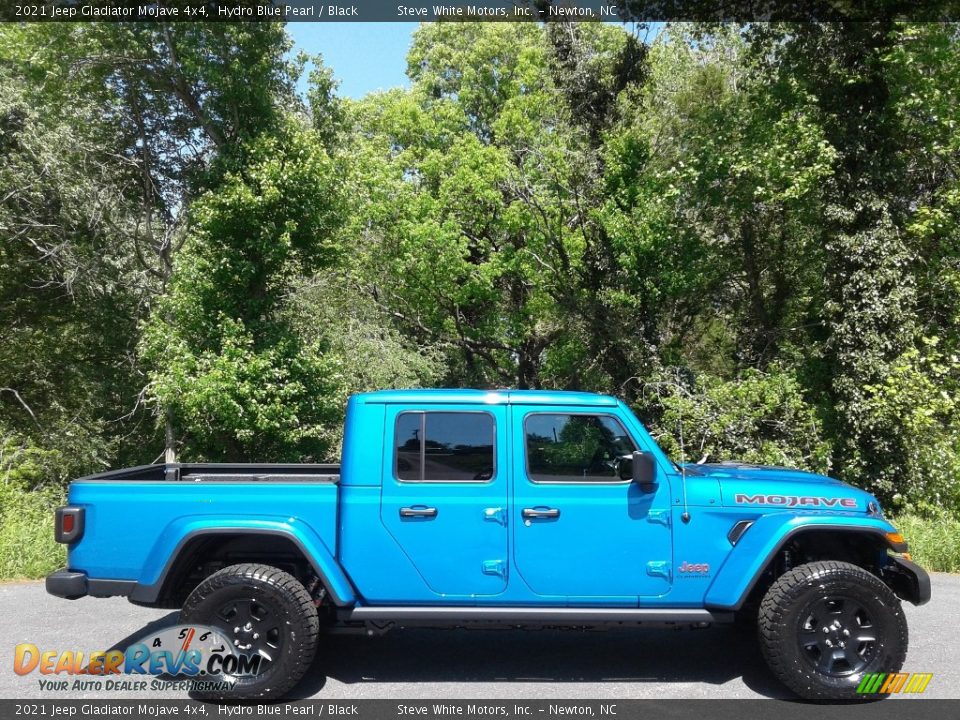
[511,408,674,600]
[381,405,508,597]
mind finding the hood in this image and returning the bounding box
[682,461,877,513]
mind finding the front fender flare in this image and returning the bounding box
[704,513,900,610]
[129,516,356,606]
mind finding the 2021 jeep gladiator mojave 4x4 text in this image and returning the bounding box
[46,390,930,700]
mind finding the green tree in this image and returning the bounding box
[140,119,346,461]
[350,22,650,390]
[749,23,956,501]
[0,68,145,483]
[0,22,311,471]
[638,366,833,472]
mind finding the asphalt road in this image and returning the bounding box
[1,574,958,700]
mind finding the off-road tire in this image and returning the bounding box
[180,563,319,700]
[758,560,907,701]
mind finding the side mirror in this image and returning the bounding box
[632,450,656,488]
[618,451,657,488]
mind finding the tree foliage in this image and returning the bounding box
[140,118,347,461]
[1,21,959,517]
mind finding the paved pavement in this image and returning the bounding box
[1,574,957,700]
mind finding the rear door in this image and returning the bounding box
[380,404,508,597]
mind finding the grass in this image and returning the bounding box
[0,483,65,580]
[891,513,960,574]
[0,485,957,581]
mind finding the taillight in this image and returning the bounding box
[55,506,84,544]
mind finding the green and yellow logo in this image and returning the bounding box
[856,672,933,695]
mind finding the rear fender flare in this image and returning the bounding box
[131,517,356,606]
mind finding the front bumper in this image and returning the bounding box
[883,556,932,606]
[45,568,135,600]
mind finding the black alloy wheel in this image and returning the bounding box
[796,594,876,676]
[758,560,908,700]
[212,596,284,664]
[180,563,319,700]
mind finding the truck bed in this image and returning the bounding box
[72,462,341,483]
[63,463,341,590]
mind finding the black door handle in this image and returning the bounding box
[522,507,560,519]
[400,506,438,518]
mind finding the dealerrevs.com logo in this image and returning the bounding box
[14,625,261,692]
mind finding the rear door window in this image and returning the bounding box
[395,411,495,482]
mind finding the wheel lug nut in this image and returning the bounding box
[234,626,240,632]
[253,633,259,639]
[843,629,850,637]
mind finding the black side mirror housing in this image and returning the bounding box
[633,450,656,486]
[619,451,657,488]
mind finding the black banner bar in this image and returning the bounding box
[2,0,960,23]
[1,700,959,720]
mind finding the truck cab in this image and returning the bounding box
[344,389,676,605]
[46,389,930,701]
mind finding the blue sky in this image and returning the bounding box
[287,22,662,101]
[287,23,420,100]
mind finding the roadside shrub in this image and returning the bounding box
[0,424,110,491]
[0,482,64,580]
[892,513,960,574]
[859,340,960,515]
[636,366,832,472]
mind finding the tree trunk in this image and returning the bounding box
[164,409,177,464]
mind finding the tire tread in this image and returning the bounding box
[180,563,319,700]
[758,560,908,701]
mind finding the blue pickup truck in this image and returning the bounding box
[46,389,929,700]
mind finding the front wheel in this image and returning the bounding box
[180,563,319,700]
[758,560,908,700]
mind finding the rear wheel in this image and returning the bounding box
[180,563,319,700]
[758,560,907,700]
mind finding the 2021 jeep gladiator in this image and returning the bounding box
[46,389,930,700]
